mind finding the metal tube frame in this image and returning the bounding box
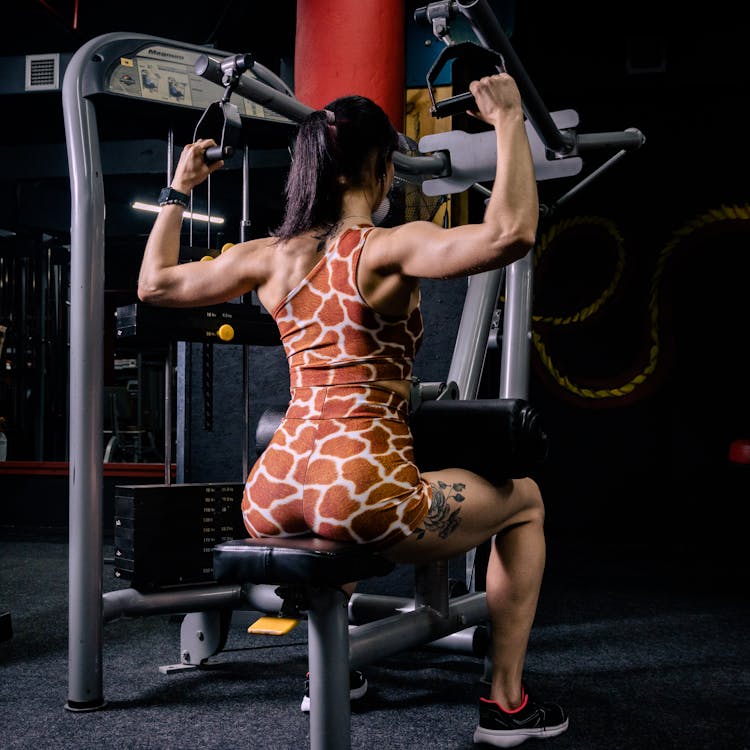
[63,34,107,711]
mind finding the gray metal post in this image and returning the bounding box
[164,131,175,484]
[499,253,534,399]
[446,269,504,400]
[164,344,174,484]
[242,145,252,479]
[307,587,351,750]
[175,341,189,483]
[62,35,107,710]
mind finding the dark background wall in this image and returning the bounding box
[1,1,748,573]
[509,2,750,567]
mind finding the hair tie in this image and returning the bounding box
[323,109,336,125]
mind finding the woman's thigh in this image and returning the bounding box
[382,468,542,564]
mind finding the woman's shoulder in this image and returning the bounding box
[367,220,443,244]
[361,220,444,268]
[223,235,276,252]
[226,235,283,263]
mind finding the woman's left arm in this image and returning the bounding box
[137,139,257,307]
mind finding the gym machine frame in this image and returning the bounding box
[62,2,644,743]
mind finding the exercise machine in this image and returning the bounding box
[62,3,643,748]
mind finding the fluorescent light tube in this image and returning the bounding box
[132,201,225,225]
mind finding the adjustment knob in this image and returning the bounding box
[217,324,235,342]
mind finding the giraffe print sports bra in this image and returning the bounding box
[272,226,424,388]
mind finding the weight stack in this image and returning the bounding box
[114,483,247,590]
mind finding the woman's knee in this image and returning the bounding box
[464,475,545,538]
[505,476,545,527]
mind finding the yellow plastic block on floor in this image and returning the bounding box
[248,616,300,636]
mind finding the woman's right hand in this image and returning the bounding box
[468,73,523,127]
[170,138,224,194]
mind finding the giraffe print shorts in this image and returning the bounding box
[242,385,433,548]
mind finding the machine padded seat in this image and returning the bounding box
[214,535,395,586]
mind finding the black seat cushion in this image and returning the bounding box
[214,535,395,586]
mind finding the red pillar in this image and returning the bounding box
[294,0,405,129]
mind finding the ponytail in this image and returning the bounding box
[274,95,399,240]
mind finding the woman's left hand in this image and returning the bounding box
[171,138,224,194]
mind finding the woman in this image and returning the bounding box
[138,73,568,748]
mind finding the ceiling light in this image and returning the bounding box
[131,201,225,225]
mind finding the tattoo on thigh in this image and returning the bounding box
[415,480,466,540]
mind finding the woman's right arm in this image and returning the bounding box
[370,73,538,281]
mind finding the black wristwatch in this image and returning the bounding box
[158,186,190,208]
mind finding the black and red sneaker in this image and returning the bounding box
[473,688,568,747]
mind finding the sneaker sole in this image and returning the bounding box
[300,678,368,713]
[473,718,569,747]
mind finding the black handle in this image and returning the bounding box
[204,145,235,165]
[431,91,478,118]
[575,128,645,153]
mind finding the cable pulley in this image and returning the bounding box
[193,53,253,163]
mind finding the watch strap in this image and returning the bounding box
[158,186,190,208]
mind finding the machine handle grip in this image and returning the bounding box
[431,91,478,118]
[204,145,235,165]
[413,6,429,24]
[575,127,645,153]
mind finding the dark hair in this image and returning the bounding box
[273,95,399,240]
